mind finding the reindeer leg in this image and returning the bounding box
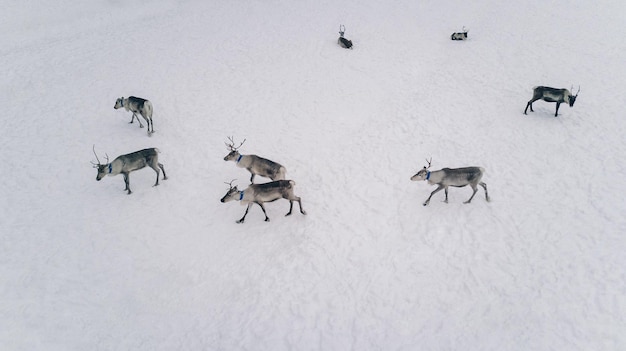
[159,163,167,180]
[444,187,449,203]
[424,185,444,206]
[464,185,478,204]
[525,99,537,114]
[297,197,306,215]
[237,203,252,223]
[256,202,270,222]
[286,196,306,216]
[143,116,151,134]
[480,182,489,202]
[134,113,144,128]
[150,166,160,186]
[554,102,561,117]
[123,172,132,194]
[250,173,255,184]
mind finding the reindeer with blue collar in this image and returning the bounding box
[411,158,489,206]
[93,146,167,195]
[220,179,306,223]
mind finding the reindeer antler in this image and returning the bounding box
[91,145,110,167]
[224,179,237,189]
[425,157,432,169]
[92,144,101,166]
[225,136,246,151]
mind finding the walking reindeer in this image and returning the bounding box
[224,137,286,183]
[220,180,306,223]
[524,86,580,117]
[92,145,167,194]
[114,96,155,135]
[338,25,353,49]
[411,158,489,206]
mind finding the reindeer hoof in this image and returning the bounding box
[285,212,292,217]
[265,218,270,222]
[236,219,244,224]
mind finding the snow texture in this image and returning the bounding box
[1,0,625,350]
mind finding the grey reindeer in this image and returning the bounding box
[411,158,489,206]
[92,146,167,194]
[338,25,353,49]
[524,86,580,117]
[224,137,286,183]
[451,26,468,40]
[114,96,155,135]
[220,180,306,223]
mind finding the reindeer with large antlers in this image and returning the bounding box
[92,145,167,194]
[223,137,286,183]
[338,24,353,49]
[411,158,489,206]
[220,179,306,223]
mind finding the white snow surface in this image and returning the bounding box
[2,0,625,350]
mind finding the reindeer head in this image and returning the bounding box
[569,86,580,107]
[410,158,432,181]
[114,97,124,110]
[220,180,240,203]
[91,145,110,181]
[224,136,246,161]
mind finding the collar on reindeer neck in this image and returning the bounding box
[236,154,243,163]
[239,191,244,200]
[108,164,112,174]
[426,171,431,180]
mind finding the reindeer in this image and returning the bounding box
[338,25,353,49]
[224,137,286,183]
[524,86,580,117]
[451,27,468,40]
[92,145,167,194]
[114,96,154,135]
[220,180,306,223]
[411,158,489,206]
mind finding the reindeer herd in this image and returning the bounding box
[91,26,581,222]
